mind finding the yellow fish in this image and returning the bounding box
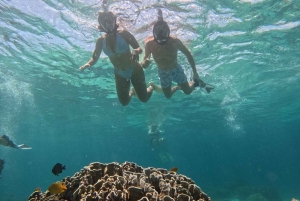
[48,182,67,194]
[169,167,178,173]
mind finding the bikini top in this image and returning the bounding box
[102,33,130,57]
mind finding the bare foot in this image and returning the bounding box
[130,87,137,97]
[147,85,154,93]
[149,82,163,93]
[175,85,181,91]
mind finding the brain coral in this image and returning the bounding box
[28,161,211,201]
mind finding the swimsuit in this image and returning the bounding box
[102,33,133,79]
[158,64,187,88]
[102,33,129,56]
[114,66,134,80]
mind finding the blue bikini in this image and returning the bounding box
[102,33,134,80]
[102,33,129,56]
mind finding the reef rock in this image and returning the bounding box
[28,161,211,201]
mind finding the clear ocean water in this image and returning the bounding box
[0,0,300,200]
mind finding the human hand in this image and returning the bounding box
[193,71,200,82]
[193,72,207,88]
[131,49,139,62]
[193,72,215,93]
[204,84,215,93]
[142,58,151,69]
[79,64,90,71]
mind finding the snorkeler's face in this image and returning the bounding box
[99,13,116,33]
[153,22,170,45]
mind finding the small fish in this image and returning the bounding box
[52,163,66,176]
[169,167,178,173]
[47,182,67,194]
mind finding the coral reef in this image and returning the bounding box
[28,161,211,201]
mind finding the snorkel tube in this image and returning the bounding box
[98,11,119,34]
[153,9,170,45]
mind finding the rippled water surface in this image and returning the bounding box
[1,0,300,200]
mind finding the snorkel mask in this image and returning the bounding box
[153,20,170,45]
[98,11,118,34]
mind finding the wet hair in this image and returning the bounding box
[97,11,118,33]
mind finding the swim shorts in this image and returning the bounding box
[158,64,187,88]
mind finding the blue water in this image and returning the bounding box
[1,0,300,200]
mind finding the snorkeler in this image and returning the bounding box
[79,11,153,106]
[148,124,174,163]
[148,124,164,147]
[141,9,214,99]
[0,135,32,150]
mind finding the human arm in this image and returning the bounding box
[79,37,103,71]
[121,30,142,62]
[141,39,152,69]
[177,39,206,87]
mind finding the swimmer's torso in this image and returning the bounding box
[149,36,179,71]
[102,30,134,70]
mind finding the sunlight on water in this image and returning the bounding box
[240,0,264,4]
[255,21,300,33]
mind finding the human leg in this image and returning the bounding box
[161,86,179,99]
[172,64,194,95]
[178,81,194,95]
[131,64,153,103]
[158,68,179,99]
[114,71,132,106]
[149,82,163,93]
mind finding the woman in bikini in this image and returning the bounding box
[79,11,153,106]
